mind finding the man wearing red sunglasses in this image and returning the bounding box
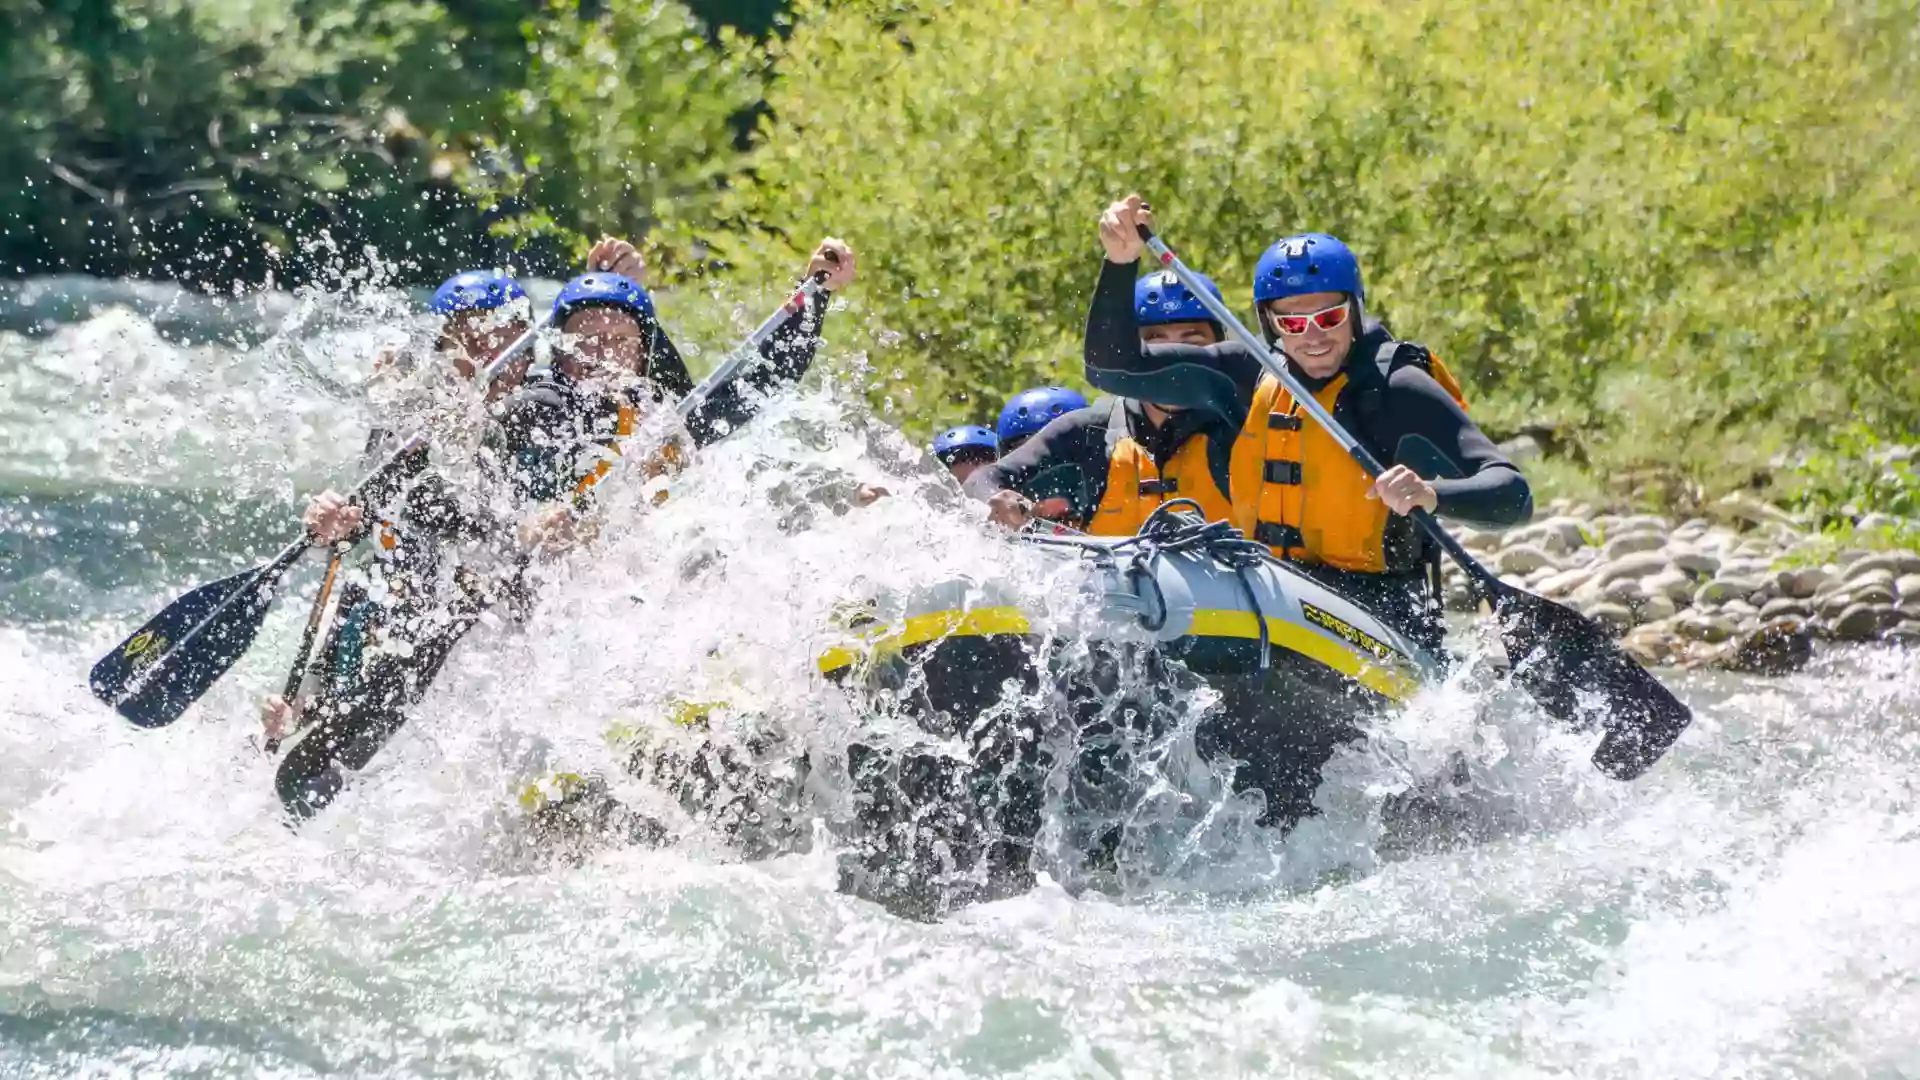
[1085,194,1532,651]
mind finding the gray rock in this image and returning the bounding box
[1535,567,1596,598]
[1831,602,1900,641]
[1775,566,1832,599]
[1602,532,1667,560]
[1896,574,1920,600]
[1850,582,1898,607]
[1901,597,1920,620]
[1816,589,1857,620]
[1835,548,1875,568]
[1673,518,1711,540]
[1676,612,1739,643]
[1667,547,1721,577]
[1537,517,1591,554]
[1847,552,1920,579]
[1641,569,1698,604]
[1845,565,1899,590]
[1633,593,1678,624]
[1707,620,1814,675]
[1721,598,1760,618]
[1498,434,1542,462]
[1887,620,1920,644]
[1856,512,1914,534]
[1618,514,1670,532]
[1603,578,1646,604]
[1587,602,1634,634]
[1695,577,1763,606]
[1594,552,1671,586]
[1495,544,1557,576]
[1713,493,1804,530]
[1718,558,1775,579]
[1759,597,1814,622]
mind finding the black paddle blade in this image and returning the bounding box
[1491,584,1693,781]
[89,564,278,728]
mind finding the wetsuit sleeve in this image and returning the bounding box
[1082,258,1264,427]
[961,408,1110,508]
[681,289,830,448]
[1381,368,1534,528]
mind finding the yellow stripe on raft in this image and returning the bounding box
[1185,610,1421,702]
[818,605,1422,701]
[817,606,1033,674]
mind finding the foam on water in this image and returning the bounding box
[3,287,1919,1078]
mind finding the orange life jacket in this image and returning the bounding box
[1227,342,1469,573]
[1088,399,1240,536]
[572,402,687,506]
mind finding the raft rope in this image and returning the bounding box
[1026,499,1276,670]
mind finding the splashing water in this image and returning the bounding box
[3,282,1919,1077]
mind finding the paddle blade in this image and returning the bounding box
[89,564,279,728]
[1491,584,1693,780]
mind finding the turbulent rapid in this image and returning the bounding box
[4,281,1919,1078]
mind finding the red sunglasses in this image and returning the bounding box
[1268,302,1350,337]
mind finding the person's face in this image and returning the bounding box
[1263,291,1355,378]
[440,308,532,398]
[948,458,987,485]
[556,308,645,383]
[1140,320,1219,347]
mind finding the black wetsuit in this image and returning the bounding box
[961,398,1241,526]
[274,292,833,820]
[1083,257,1531,647]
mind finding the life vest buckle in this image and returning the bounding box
[1262,460,1303,485]
[1255,521,1305,550]
[1267,414,1302,431]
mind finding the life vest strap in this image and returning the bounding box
[1255,522,1305,550]
[1267,413,1302,431]
[1262,460,1303,485]
[1140,478,1178,496]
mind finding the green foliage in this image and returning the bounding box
[718,0,1920,450]
[1,0,771,285]
[1781,423,1920,526]
[458,0,766,260]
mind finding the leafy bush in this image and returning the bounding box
[456,0,767,263]
[1,0,767,285]
[715,0,1920,458]
[1782,423,1920,526]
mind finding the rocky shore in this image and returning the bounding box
[1447,494,1920,675]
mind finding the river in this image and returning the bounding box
[3,279,1916,1078]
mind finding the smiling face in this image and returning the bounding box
[1264,290,1356,378]
[438,308,532,398]
[556,307,646,383]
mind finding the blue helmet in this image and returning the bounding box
[1134,268,1223,326]
[997,386,1088,446]
[430,270,528,316]
[931,425,999,466]
[1253,234,1365,305]
[552,272,656,326]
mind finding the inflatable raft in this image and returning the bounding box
[814,504,1447,919]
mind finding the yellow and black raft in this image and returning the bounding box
[814,502,1444,919]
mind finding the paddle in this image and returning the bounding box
[262,544,350,755]
[673,265,834,422]
[1133,223,1691,780]
[90,309,552,729]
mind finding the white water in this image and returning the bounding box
[3,283,1918,1078]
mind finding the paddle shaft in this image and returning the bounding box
[674,273,831,421]
[1135,227,1498,592]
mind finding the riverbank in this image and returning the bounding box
[1448,493,1920,675]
